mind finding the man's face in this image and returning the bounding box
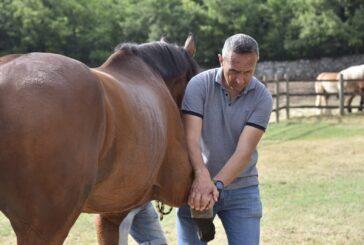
[219,52,258,93]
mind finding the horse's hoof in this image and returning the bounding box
[193,218,215,242]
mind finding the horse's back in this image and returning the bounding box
[316,72,338,81]
[339,64,364,80]
[0,53,106,236]
[315,72,338,93]
[339,65,364,91]
[0,53,105,141]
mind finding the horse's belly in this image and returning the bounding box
[322,82,338,93]
[82,131,167,213]
[83,79,170,213]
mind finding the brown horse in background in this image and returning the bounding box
[0,35,201,244]
[315,65,364,114]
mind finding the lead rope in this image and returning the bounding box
[155,201,173,221]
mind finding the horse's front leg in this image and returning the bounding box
[315,95,322,115]
[95,213,127,245]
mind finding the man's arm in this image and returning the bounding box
[183,114,219,211]
[213,125,265,187]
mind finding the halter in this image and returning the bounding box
[154,201,173,221]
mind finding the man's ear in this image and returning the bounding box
[218,54,223,66]
[184,33,196,57]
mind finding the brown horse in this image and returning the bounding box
[0,35,200,244]
[315,66,364,114]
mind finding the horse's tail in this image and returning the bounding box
[315,76,325,108]
[315,80,325,94]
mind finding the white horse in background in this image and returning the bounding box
[338,64,364,113]
[315,65,364,114]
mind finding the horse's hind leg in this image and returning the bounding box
[0,124,99,244]
[315,83,324,115]
[323,95,331,115]
[0,146,98,244]
[347,95,355,113]
[315,95,322,115]
[359,93,364,112]
[95,213,127,245]
[5,206,82,245]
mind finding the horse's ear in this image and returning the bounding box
[160,36,169,43]
[184,33,196,57]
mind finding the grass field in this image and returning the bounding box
[1,114,364,244]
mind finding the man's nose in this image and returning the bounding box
[236,75,244,84]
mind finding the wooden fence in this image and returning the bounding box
[263,74,364,123]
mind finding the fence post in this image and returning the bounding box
[262,75,267,87]
[275,74,280,123]
[339,73,344,116]
[284,74,290,120]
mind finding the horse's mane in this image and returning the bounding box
[114,41,198,83]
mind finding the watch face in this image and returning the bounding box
[215,181,224,190]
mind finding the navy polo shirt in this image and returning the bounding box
[181,67,273,189]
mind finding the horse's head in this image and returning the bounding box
[112,34,199,108]
[159,34,198,108]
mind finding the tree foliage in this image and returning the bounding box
[0,0,363,67]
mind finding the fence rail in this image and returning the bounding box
[263,74,364,123]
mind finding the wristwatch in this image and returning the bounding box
[214,179,224,192]
[214,179,224,201]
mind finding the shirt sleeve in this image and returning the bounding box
[181,74,206,118]
[246,88,273,131]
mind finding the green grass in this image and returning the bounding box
[260,175,364,244]
[259,114,364,244]
[265,114,364,141]
[1,114,364,244]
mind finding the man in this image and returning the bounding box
[119,202,167,245]
[177,33,273,245]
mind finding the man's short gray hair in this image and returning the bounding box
[222,33,259,57]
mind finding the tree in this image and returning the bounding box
[1,0,363,66]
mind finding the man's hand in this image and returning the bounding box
[188,167,219,211]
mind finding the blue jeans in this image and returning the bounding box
[119,202,167,245]
[177,185,262,245]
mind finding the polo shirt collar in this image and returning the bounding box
[215,67,257,94]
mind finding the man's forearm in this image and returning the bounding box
[213,152,251,186]
[214,126,264,186]
[187,143,208,176]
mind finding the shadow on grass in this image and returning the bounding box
[264,123,332,141]
[265,113,364,141]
